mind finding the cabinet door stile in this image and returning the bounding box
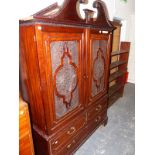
[84,29,91,106]
[35,25,55,134]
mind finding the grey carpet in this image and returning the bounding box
[75,83,135,155]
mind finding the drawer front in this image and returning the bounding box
[92,112,106,126]
[51,113,86,150]
[87,112,107,134]
[54,112,107,155]
[87,98,107,122]
[55,128,88,155]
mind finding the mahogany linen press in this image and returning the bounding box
[19,0,115,154]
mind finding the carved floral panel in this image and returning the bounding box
[92,40,107,97]
[50,41,79,119]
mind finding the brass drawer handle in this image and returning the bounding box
[95,105,102,111]
[67,126,76,135]
[67,140,76,149]
[95,116,101,122]
[53,140,58,145]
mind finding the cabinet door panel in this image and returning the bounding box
[42,31,84,128]
[92,39,107,96]
[87,34,110,105]
[51,40,79,118]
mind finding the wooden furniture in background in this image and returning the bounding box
[19,96,34,155]
[111,21,122,55]
[110,21,122,86]
[108,42,131,107]
[19,0,115,155]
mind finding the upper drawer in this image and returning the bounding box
[50,112,86,150]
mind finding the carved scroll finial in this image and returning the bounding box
[93,0,113,27]
[31,0,115,31]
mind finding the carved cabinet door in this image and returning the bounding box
[87,33,111,106]
[40,27,85,130]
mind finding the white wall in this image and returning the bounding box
[19,0,135,83]
[101,0,135,83]
[112,0,135,83]
[18,0,114,20]
[18,0,63,19]
[125,14,135,83]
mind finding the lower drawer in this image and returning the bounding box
[32,111,108,155]
[53,112,107,155]
[87,97,107,123]
[50,113,86,150]
[87,111,107,133]
[55,127,88,155]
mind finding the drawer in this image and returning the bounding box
[51,113,86,150]
[87,101,107,122]
[87,112,107,134]
[54,112,107,155]
[55,128,88,155]
[92,112,106,126]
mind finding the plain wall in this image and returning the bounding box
[114,0,135,83]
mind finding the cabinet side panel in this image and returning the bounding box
[19,25,46,131]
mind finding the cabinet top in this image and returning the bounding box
[19,0,115,31]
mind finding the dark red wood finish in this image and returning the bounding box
[19,0,115,154]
